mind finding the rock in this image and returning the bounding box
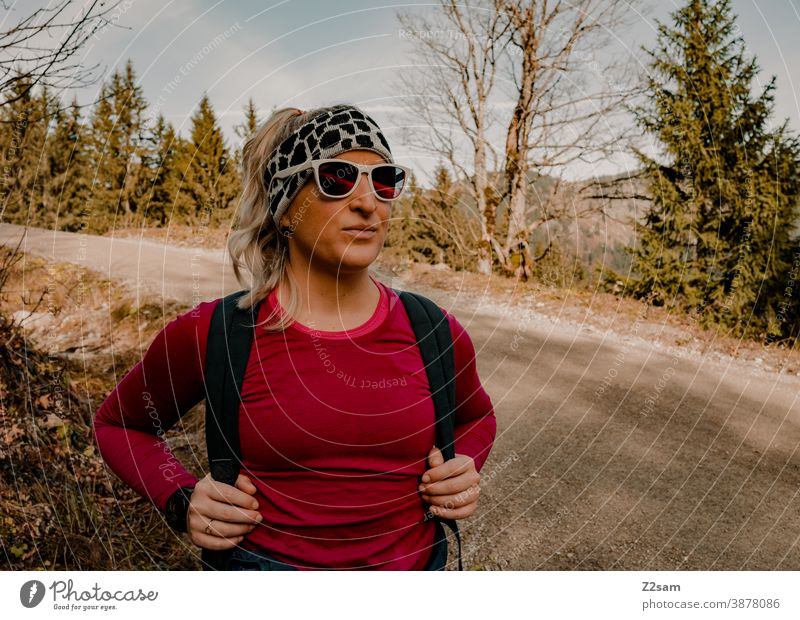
[12,311,54,330]
[40,413,66,429]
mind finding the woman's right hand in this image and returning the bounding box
[187,473,263,550]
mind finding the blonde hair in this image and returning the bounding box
[227,104,350,332]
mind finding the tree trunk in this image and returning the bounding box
[503,99,531,281]
[474,133,495,276]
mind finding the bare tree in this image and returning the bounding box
[0,0,123,112]
[394,1,511,275]
[396,0,643,281]
[497,0,641,280]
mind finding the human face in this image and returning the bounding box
[279,150,393,276]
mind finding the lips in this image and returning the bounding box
[342,225,378,239]
[342,225,379,232]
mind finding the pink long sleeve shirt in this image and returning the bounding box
[94,276,496,570]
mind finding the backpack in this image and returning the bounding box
[201,288,463,571]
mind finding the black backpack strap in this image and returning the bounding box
[396,289,463,571]
[201,289,261,570]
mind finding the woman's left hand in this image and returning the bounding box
[418,445,481,520]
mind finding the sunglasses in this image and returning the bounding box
[273,158,411,201]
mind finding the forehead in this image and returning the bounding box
[332,149,388,165]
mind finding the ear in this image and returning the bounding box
[279,217,295,238]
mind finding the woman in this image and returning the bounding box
[94,103,496,570]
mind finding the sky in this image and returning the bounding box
[7,0,800,184]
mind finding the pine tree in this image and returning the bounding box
[88,59,150,230]
[762,132,800,341]
[385,164,477,270]
[143,114,192,225]
[47,95,90,231]
[234,97,260,141]
[182,93,240,222]
[231,97,260,176]
[27,84,54,226]
[631,0,800,338]
[0,74,50,225]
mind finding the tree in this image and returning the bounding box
[394,1,509,276]
[497,0,639,281]
[143,114,192,226]
[47,95,90,231]
[234,97,260,142]
[88,59,150,228]
[231,97,260,174]
[0,75,50,224]
[395,0,639,281]
[630,0,800,339]
[386,165,478,270]
[182,94,240,222]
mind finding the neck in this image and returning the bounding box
[278,258,378,326]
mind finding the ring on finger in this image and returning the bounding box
[204,519,215,535]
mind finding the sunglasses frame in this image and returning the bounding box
[273,158,412,201]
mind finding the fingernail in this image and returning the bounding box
[422,474,430,483]
[256,514,263,522]
[418,485,425,492]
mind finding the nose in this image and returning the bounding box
[347,170,379,212]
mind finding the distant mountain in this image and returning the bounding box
[448,168,649,273]
[443,165,798,279]
[538,171,649,274]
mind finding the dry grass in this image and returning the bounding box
[0,244,204,569]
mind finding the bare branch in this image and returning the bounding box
[0,0,124,109]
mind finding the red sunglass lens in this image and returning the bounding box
[372,165,406,200]
[317,162,357,196]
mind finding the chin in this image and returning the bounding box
[337,247,381,271]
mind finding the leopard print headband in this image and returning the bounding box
[264,105,393,228]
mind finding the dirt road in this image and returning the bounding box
[0,223,237,303]
[3,222,799,569]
